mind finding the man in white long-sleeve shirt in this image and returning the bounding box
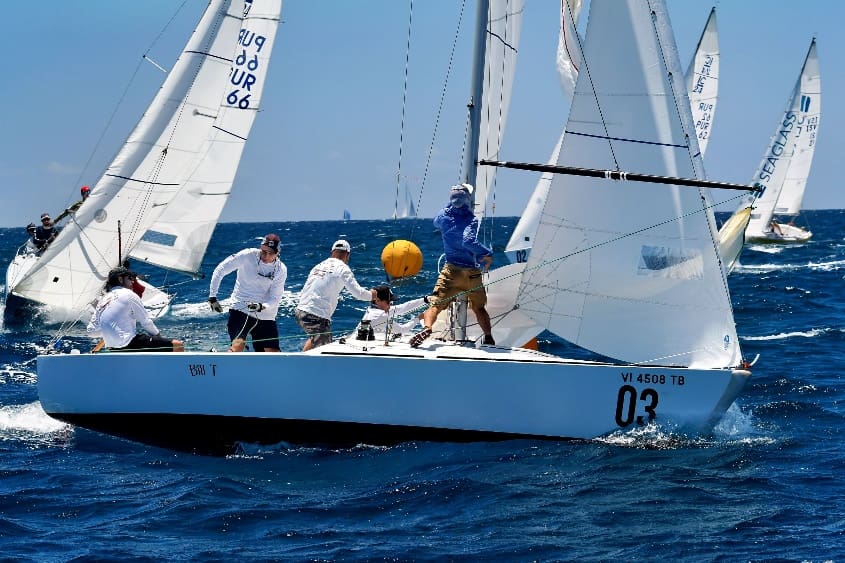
[296,239,376,351]
[208,233,288,352]
[87,267,183,352]
[357,285,425,339]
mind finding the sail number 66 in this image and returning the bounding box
[615,385,659,427]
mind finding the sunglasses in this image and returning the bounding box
[259,248,277,256]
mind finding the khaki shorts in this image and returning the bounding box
[430,263,487,312]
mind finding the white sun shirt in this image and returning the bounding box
[362,298,425,333]
[87,286,159,348]
[209,248,288,320]
[297,257,371,320]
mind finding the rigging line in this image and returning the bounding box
[382,194,737,327]
[646,1,703,180]
[561,0,580,75]
[480,0,522,248]
[416,194,738,325]
[646,0,735,311]
[420,0,468,227]
[566,2,619,171]
[394,0,414,223]
[69,0,190,207]
[126,3,231,250]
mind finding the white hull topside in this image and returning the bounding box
[4,249,171,322]
[38,338,750,454]
[745,222,812,244]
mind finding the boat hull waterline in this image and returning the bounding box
[745,222,812,244]
[38,341,750,454]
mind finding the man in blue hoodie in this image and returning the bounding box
[410,183,494,347]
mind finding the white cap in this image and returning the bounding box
[332,239,351,253]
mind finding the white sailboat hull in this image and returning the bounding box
[38,340,749,454]
[5,249,171,322]
[6,250,39,296]
[745,222,812,244]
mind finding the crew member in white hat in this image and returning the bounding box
[295,239,377,351]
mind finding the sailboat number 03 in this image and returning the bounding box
[615,385,659,427]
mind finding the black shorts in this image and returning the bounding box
[227,309,279,351]
[118,333,175,352]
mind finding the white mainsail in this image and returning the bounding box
[515,0,738,368]
[685,7,719,157]
[774,39,821,216]
[469,0,524,221]
[12,0,282,317]
[130,1,282,275]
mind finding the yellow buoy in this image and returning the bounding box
[381,240,423,279]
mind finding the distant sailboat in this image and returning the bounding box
[719,38,819,267]
[4,0,281,323]
[343,209,352,221]
[393,183,417,219]
[685,7,719,157]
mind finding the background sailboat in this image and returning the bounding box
[769,39,821,232]
[719,38,819,267]
[393,183,417,219]
[685,7,719,157]
[4,0,281,323]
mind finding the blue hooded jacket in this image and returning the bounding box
[433,204,492,269]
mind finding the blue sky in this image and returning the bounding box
[1,1,841,227]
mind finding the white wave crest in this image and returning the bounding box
[0,401,68,435]
[742,328,827,341]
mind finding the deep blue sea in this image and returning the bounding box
[1,211,843,560]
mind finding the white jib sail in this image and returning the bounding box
[504,129,564,264]
[685,7,719,157]
[745,38,818,238]
[130,0,283,275]
[516,0,739,369]
[774,39,820,216]
[15,0,282,314]
[472,0,524,221]
[507,3,715,264]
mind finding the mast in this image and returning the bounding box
[463,0,490,199]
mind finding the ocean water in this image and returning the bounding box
[1,210,844,560]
